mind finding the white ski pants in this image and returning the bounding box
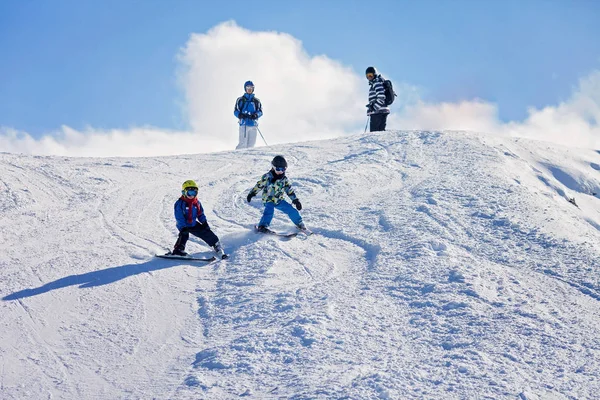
[236,125,258,149]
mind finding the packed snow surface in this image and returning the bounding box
[1,130,600,399]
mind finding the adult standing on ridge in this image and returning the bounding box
[365,66,390,132]
[234,80,263,149]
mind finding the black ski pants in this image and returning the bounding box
[174,222,219,251]
[369,113,388,132]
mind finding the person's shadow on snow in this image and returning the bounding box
[2,258,199,301]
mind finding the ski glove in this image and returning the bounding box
[247,192,255,202]
[250,113,259,120]
[292,199,302,211]
[239,112,250,119]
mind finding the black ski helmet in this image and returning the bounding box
[365,66,377,75]
[271,155,287,169]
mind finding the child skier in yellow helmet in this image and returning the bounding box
[171,180,227,259]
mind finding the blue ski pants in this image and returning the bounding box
[259,201,302,227]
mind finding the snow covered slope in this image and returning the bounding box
[1,130,600,399]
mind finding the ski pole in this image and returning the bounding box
[364,115,371,133]
[257,126,268,146]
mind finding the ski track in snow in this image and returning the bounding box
[1,131,600,399]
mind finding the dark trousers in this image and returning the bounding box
[174,222,219,251]
[370,113,388,132]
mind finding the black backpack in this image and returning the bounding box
[382,79,396,106]
[238,96,260,112]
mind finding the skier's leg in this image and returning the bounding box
[380,113,388,131]
[258,202,275,227]
[235,125,246,150]
[190,225,219,247]
[243,125,249,148]
[244,125,252,149]
[275,201,303,226]
[174,229,190,251]
[369,114,379,132]
[247,126,257,148]
[370,114,386,132]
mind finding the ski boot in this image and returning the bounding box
[296,222,312,235]
[213,241,229,260]
[172,248,188,257]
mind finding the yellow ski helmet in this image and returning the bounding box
[182,180,198,190]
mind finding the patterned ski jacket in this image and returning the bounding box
[249,170,298,205]
[234,93,263,127]
[368,75,390,115]
[174,196,207,230]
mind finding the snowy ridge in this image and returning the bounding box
[1,130,600,399]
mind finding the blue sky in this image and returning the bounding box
[0,0,599,141]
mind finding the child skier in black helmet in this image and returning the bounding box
[247,156,307,232]
[171,180,228,259]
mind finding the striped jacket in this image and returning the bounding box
[249,171,298,205]
[368,75,390,114]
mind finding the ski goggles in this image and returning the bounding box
[274,166,286,172]
[366,73,375,79]
[185,188,198,196]
[245,85,254,92]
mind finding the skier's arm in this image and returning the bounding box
[283,178,298,202]
[254,98,263,119]
[174,200,186,227]
[249,174,268,196]
[234,97,243,118]
[197,201,207,224]
[371,81,386,111]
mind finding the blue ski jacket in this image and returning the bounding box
[234,93,263,127]
[174,196,207,230]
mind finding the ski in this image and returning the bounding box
[156,252,217,262]
[298,228,314,236]
[254,225,298,238]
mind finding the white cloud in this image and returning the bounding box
[0,126,222,157]
[503,71,600,148]
[0,21,599,156]
[390,71,600,149]
[390,99,502,133]
[1,21,366,157]
[179,21,364,146]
